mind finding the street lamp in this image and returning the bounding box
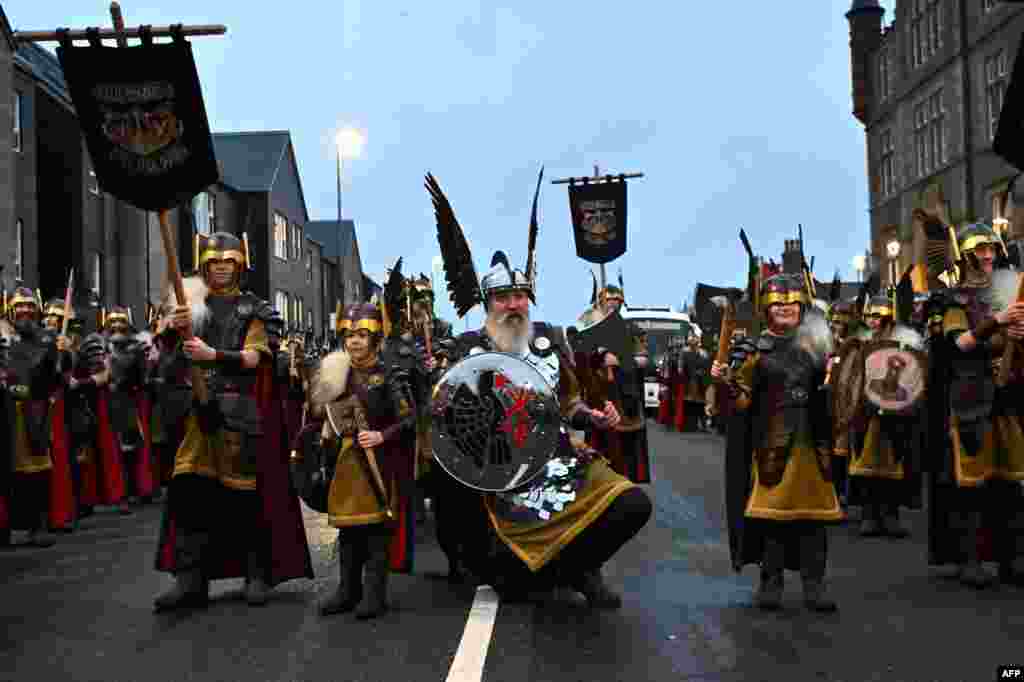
[852,254,866,283]
[886,239,901,287]
[332,126,365,305]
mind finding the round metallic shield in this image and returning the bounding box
[430,351,561,492]
[863,336,928,415]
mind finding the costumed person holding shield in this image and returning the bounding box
[428,170,652,607]
[924,219,1024,587]
[308,303,417,620]
[153,232,313,611]
[836,294,924,538]
[711,273,842,611]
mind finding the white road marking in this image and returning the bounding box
[445,585,501,682]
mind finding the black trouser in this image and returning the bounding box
[491,487,653,590]
[168,474,266,574]
[10,472,49,530]
[760,520,828,581]
[950,482,1024,565]
[830,455,848,500]
[429,467,484,570]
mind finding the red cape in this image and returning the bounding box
[47,392,76,529]
[155,363,313,585]
[80,389,127,506]
[112,392,156,499]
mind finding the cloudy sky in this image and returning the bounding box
[13,0,892,329]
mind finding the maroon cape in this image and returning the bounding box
[47,391,75,529]
[155,363,314,585]
[80,389,127,506]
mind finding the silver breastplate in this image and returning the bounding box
[522,348,559,392]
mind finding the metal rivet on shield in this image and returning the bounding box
[469,347,483,355]
[535,337,550,350]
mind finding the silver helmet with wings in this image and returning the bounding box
[426,167,544,314]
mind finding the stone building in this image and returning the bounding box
[846,0,1024,286]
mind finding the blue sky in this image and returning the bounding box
[13,0,891,329]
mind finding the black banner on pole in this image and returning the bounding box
[56,32,218,211]
[994,35,1024,170]
[569,179,627,264]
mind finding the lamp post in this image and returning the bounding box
[886,239,901,289]
[852,253,866,283]
[333,127,365,307]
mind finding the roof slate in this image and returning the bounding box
[211,131,290,192]
[306,219,356,261]
[14,41,73,108]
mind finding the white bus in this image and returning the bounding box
[622,306,699,413]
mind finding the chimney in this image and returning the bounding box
[846,0,885,125]
[782,239,803,275]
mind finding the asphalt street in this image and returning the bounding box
[2,423,1023,682]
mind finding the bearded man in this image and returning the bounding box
[444,256,653,607]
[428,171,652,607]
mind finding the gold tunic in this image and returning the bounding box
[734,349,843,523]
[171,318,271,491]
[324,366,413,528]
[943,306,1024,486]
[12,401,53,474]
[485,352,636,572]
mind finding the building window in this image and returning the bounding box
[306,250,313,283]
[275,290,289,327]
[306,309,313,331]
[984,0,1000,13]
[12,91,21,152]
[914,90,945,177]
[986,50,1010,142]
[910,0,942,69]
[191,191,216,235]
[879,129,896,198]
[14,219,23,280]
[92,251,103,297]
[88,169,100,196]
[296,298,304,331]
[274,213,287,260]
[878,48,890,102]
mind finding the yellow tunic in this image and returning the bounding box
[484,355,636,572]
[943,306,1024,486]
[734,349,842,523]
[172,318,272,491]
[324,368,413,529]
[12,401,53,474]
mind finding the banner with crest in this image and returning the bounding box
[568,179,628,264]
[56,31,219,211]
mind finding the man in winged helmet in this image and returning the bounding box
[153,231,312,612]
[925,219,1024,587]
[427,171,652,607]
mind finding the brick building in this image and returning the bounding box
[847,0,1024,287]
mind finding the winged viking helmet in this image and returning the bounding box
[427,167,544,316]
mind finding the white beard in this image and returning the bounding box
[487,311,533,354]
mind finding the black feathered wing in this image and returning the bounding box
[524,166,543,292]
[426,173,482,318]
[383,257,406,337]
